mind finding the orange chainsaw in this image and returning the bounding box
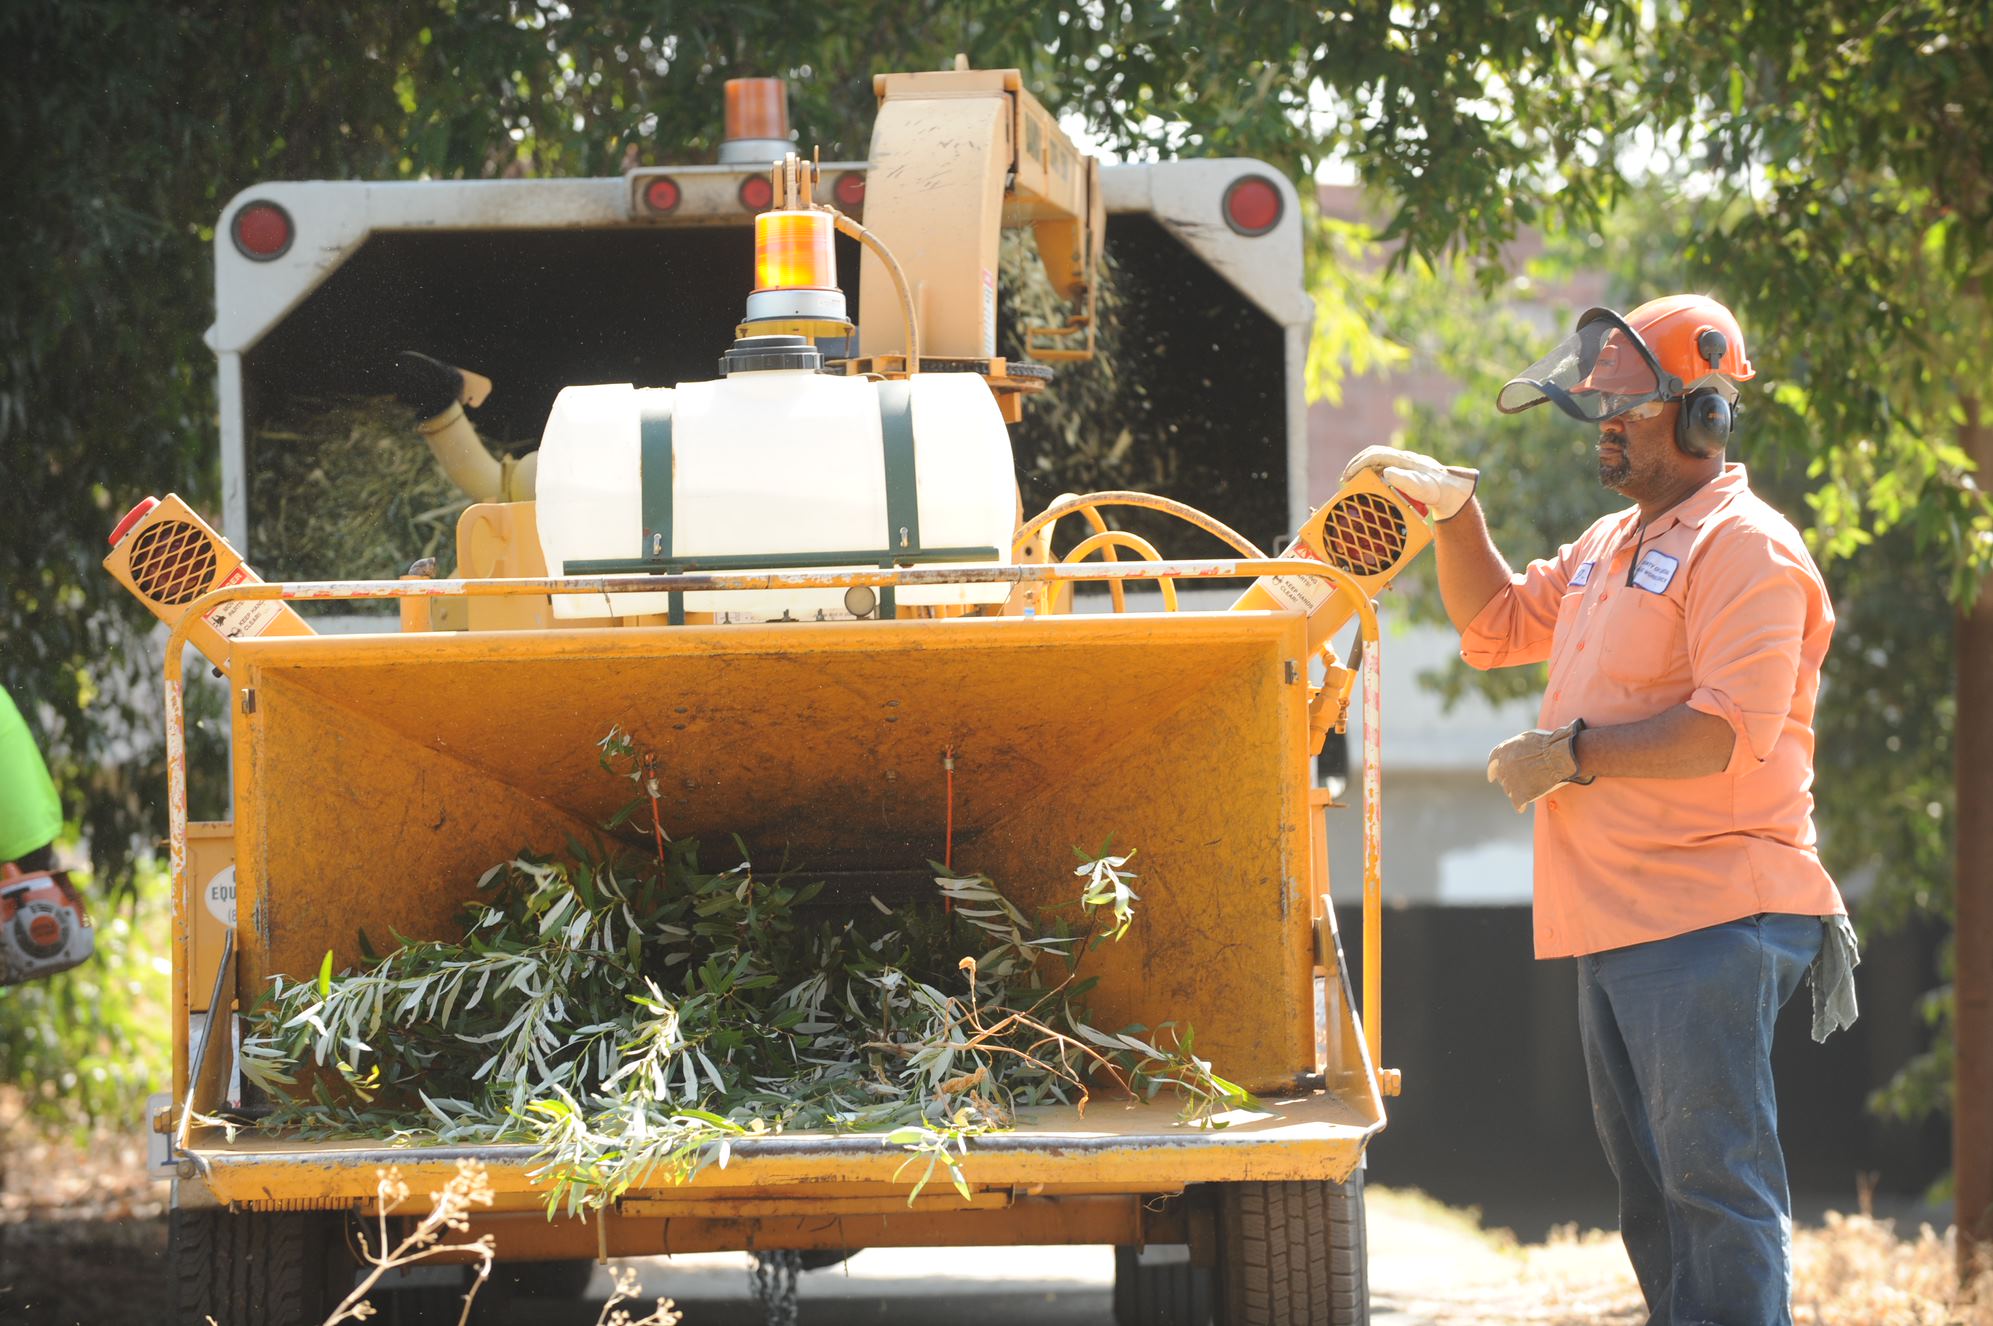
[0,866,94,984]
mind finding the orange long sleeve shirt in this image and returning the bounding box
[1461,464,1846,958]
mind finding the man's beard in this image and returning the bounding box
[1597,440,1632,488]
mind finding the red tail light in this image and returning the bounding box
[833,172,866,208]
[109,496,160,547]
[643,177,682,214]
[1221,176,1283,237]
[739,174,774,212]
[231,200,294,260]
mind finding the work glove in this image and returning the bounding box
[1340,446,1479,521]
[1486,719,1593,813]
[393,350,470,422]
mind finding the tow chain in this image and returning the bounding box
[749,1249,800,1326]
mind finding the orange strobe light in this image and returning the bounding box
[755,209,836,292]
[735,154,853,345]
[724,78,790,146]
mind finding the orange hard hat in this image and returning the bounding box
[1622,294,1754,393]
[1499,294,1755,423]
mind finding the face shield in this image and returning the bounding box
[1497,308,1672,424]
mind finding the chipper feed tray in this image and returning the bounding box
[194,607,1382,1221]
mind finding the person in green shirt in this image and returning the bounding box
[0,684,63,874]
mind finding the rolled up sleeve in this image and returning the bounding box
[1460,544,1580,670]
[1683,538,1810,766]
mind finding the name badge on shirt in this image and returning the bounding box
[1569,560,1595,588]
[1631,549,1680,594]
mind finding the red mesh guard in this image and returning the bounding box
[1321,492,1408,576]
[126,519,219,606]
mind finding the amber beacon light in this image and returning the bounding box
[733,156,856,347]
[755,209,836,293]
[720,77,791,165]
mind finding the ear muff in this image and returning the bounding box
[1676,389,1734,458]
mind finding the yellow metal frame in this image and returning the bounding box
[188,1093,1378,1210]
[160,558,1392,1215]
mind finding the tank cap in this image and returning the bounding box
[720,334,823,376]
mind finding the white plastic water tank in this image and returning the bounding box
[535,370,1018,621]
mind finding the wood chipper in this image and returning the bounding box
[111,63,1432,1326]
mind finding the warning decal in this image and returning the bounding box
[1260,537,1337,616]
[202,565,285,640]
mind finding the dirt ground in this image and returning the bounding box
[1,1129,1985,1326]
[0,1130,168,1325]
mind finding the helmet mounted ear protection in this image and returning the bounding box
[1673,328,1741,459]
[1676,391,1734,458]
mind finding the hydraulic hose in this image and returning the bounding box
[1013,491,1267,562]
[1061,530,1179,611]
[822,206,919,374]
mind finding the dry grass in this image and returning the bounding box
[1372,1186,1993,1326]
[322,1161,495,1326]
[1791,1212,1993,1326]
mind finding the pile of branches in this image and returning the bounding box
[238,735,1251,1214]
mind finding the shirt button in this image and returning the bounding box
[1576,642,1586,652]
[1600,593,1610,603]
[1552,690,1561,700]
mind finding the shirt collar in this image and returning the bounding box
[1618,463,1748,539]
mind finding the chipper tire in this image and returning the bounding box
[1214,1172,1368,1325]
[169,1204,355,1326]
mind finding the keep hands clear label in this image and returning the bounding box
[204,865,237,929]
[203,565,284,640]
[1262,537,1337,615]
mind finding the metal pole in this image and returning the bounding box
[1957,398,1992,1281]
[1360,627,1387,1091]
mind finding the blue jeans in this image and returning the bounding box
[1576,913,1825,1326]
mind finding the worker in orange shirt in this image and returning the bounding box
[1344,294,1859,1326]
